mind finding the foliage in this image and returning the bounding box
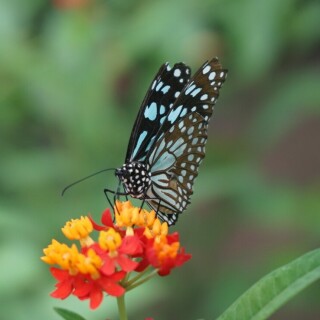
[217,249,320,320]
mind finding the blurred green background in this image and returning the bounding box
[1,0,319,319]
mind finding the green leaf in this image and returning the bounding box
[54,307,87,320]
[216,248,320,320]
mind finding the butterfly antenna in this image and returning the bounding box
[61,168,116,196]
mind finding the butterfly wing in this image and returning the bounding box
[125,63,191,163]
[145,58,228,225]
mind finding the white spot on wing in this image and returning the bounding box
[188,154,194,161]
[200,94,208,101]
[185,84,196,95]
[151,80,157,90]
[202,65,211,74]
[190,87,201,97]
[187,127,194,135]
[209,72,216,80]
[174,69,181,77]
[156,81,163,92]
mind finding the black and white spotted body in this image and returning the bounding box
[116,162,151,198]
[114,58,228,226]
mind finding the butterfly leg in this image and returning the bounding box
[103,188,130,198]
[144,195,178,225]
[139,197,147,213]
[142,194,163,217]
[104,188,115,212]
[114,182,123,215]
[104,186,129,218]
[153,198,163,217]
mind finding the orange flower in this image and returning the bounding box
[145,233,191,276]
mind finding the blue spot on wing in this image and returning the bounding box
[168,105,183,123]
[159,105,166,115]
[132,130,148,158]
[144,102,157,121]
[161,85,170,94]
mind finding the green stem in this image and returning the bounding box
[125,266,152,287]
[117,294,128,320]
[126,269,158,292]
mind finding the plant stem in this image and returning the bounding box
[125,266,152,287]
[126,269,158,292]
[117,295,128,320]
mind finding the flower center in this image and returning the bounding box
[99,228,122,251]
[62,216,93,241]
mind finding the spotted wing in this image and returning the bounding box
[125,63,191,163]
[145,58,228,225]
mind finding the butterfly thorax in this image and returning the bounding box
[116,162,151,198]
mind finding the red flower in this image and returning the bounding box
[91,234,143,276]
[146,233,192,276]
[90,208,115,231]
[73,271,126,309]
[50,268,76,299]
[49,267,126,309]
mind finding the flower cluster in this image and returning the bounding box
[41,201,191,309]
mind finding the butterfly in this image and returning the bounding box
[107,58,227,226]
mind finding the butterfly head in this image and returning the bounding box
[116,162,151,198]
